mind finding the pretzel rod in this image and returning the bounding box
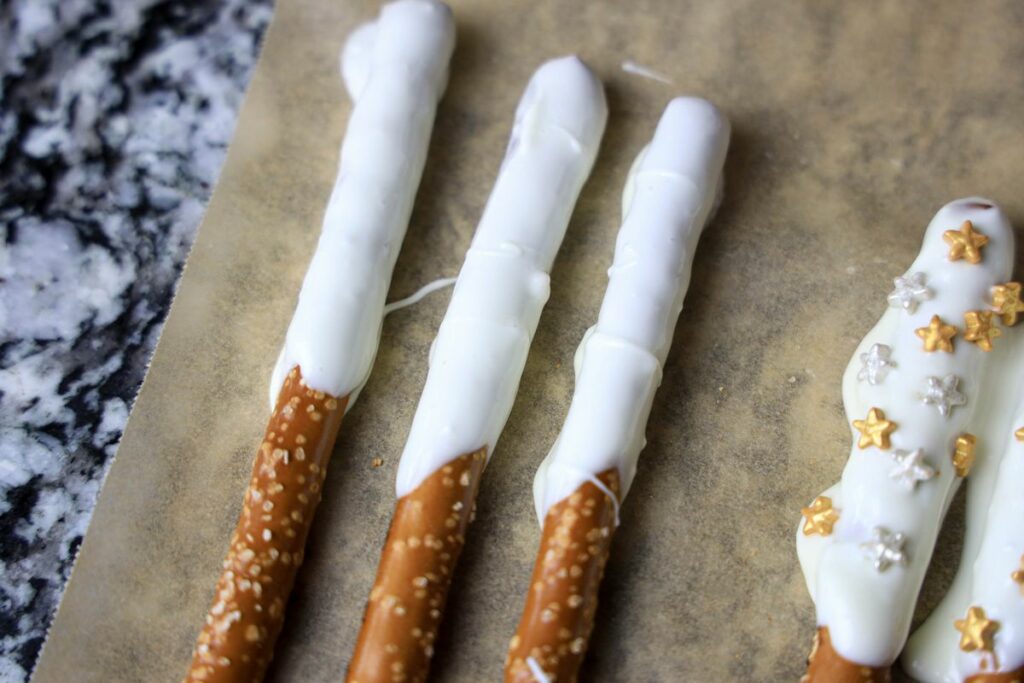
[186,369,346,681]
[505,470,619,682]
[903,313,1024,680]
[346,56,607,683]
[507,97,730,682]
[185,2,454,680]
[347,448,485,683]
[795,199,1016,680]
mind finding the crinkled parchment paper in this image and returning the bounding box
[33,0,1024,680]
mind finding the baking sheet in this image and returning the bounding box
[32,0,1024,680]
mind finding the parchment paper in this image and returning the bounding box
[32,0,1024,680]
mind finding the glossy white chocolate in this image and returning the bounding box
[532,97,730,521]
[796,199,1016,668]
[394,56,608,497]
[902,323,1024,681]
[270,0,455,405]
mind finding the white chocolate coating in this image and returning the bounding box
[902,325,1024,680]
[340,18,376,100]
[796,199,1016,667]
[269,0,455,404]
[532,97,730,521]
[394,56,608,498]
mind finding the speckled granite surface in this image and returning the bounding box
[0,2,271,679]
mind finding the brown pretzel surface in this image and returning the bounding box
[185,367,346,682]
[505,469,620,683]
[347,448,486,683]
[802,627,891,683]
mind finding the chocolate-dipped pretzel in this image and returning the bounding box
[795,200,1024,682]
[506,97,730,682]
[347,55,607,682]
[184,1,455,680]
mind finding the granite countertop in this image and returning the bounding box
[0,1,271,678]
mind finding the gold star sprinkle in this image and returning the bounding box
[801,496,840,536]
[1011,556,1024,593]
[944,220,989,264]
[954,606,998,653]
[963,310,1001,352]
[915,315,958,353]
[853,407,897,450]
[992,282,1024,326]
[1017,426,1024,442]
[953,433,977,477]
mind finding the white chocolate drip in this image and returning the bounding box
[382,277,456,315]
[621,60,672,84]
[795,199,1016,667]
[526,656,552,683]
[270,275,456,410]
[902,325,1024,680]
[393,56,608,498]
[549,461,623,527]
[532,97,730,522]
[269,0,455,405]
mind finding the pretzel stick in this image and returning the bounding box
[185,2,454,680]
[505,470,619,682]
[346,56,607,683]
[347,448,485,683]
[795,200,1016,681]
[506,97,730,682]
[186,369,345,681]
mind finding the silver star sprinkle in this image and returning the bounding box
[889,449,937,491]
[857,343,896,385]
[919,374,967,418]
[861,527,909,572]
[887,271,933,313]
